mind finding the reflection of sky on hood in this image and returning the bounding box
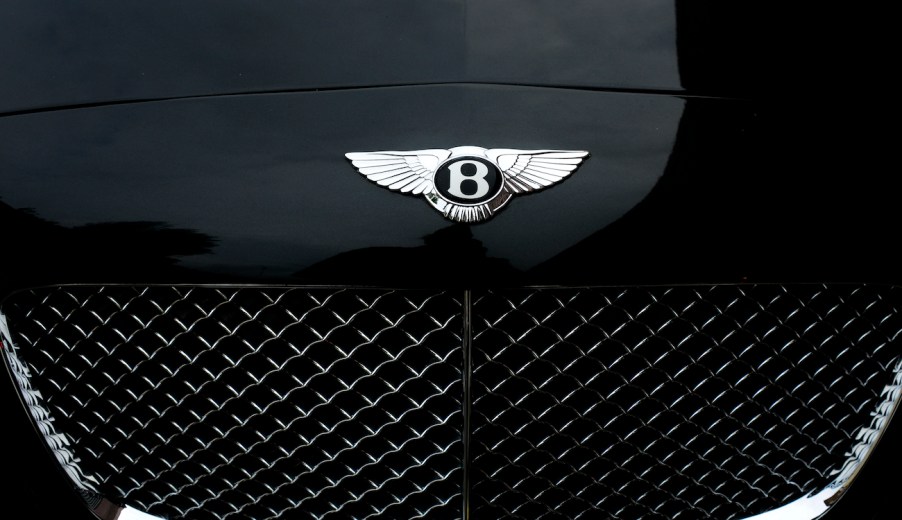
[0,0,678,113]
[0,85,681,275]
[466,0,679,88]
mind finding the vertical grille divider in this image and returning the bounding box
[462,289,473,520]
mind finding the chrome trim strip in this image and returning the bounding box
[461,289,473,520]
[117,506,164,520]
[740,488,834,520]
[118,506,166,520]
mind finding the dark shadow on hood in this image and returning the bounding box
[297,224,521,288]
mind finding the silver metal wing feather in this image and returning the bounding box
[485,149,589,194]
[345,149,452,195]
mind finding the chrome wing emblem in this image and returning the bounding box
[345,146,589,223]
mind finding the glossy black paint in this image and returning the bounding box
[0,0,681,115]
[1,86,898,291]
[0,85,681,290]
[2,1,885,115]
[1,1,897,519]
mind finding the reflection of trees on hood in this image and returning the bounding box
[1,200,217,293]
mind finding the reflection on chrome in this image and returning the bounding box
[3,305,901,519]
[741,355,902,520]
[741,488,833,520]
[830,356,902,487]
[3,312,164,520]
[119,506,165,520]
[1,313,99,492]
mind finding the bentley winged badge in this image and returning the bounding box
[345,146,589,222]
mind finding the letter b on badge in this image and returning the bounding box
[446,160,490,199]
[434,156,502,205]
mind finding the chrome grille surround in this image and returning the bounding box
[2,284,900,520]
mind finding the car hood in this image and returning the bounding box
[0,83,896,290]
[0,2,892,290]
[0,1,876,114]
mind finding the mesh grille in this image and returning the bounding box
[470,285,902,519]
[3,287,464,520]
[3,284,902,520]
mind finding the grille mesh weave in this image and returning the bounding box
[2,284,901,520]
[470,285,902,519]
[3,287,464,520]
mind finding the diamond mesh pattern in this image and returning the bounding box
[470,285,902,520]
[3,284,902,520]
[3,287,464,520]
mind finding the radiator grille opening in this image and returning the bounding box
[2,284,900,520]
